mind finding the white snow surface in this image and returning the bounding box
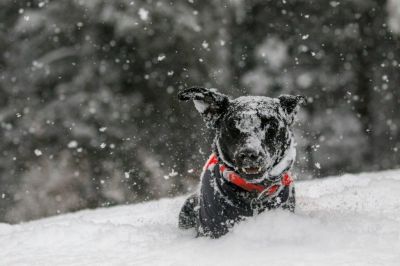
[1,169,400,266]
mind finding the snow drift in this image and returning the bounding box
[1,170,400,266]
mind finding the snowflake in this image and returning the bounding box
[138,8,149,21]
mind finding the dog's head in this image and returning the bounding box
[179,87,305,181]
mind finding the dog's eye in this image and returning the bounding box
[264,119,278,139]
[261,117,268,129]
[261,118,277,129]
[228,119,236,130]
[226,119,241,138]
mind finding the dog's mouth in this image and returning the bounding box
[241,167,263,175]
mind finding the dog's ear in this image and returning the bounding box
[178,87,230,128]
[278,94,306,124]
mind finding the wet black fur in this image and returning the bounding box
[178,87,305,238]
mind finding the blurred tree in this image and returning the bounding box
[0,0,230,222]
[231,0,400,177]
[0,0,399,222]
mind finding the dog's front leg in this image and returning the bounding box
[281,186,296,212]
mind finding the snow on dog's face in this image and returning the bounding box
[178,87,305,181]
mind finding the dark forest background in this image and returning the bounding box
[1,0,400,223]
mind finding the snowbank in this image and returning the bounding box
[1,170,400,266]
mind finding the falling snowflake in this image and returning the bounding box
[202,40,209,49]
[169,169,178,177]
[138,8,149,21]
[67,140,78,148]
[34,149,42,156]
[157,54,166,61]
[302,34,309,40]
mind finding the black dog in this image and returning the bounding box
[178,87,305,238]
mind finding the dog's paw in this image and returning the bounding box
[178,194,199,230]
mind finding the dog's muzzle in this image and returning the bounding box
[234,148,269,176]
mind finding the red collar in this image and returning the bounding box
[204,153,293,195]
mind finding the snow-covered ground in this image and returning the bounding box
[1,170,400,266]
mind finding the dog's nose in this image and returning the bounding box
[236,148,260,162]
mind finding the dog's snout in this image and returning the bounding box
[237,148,259,161]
